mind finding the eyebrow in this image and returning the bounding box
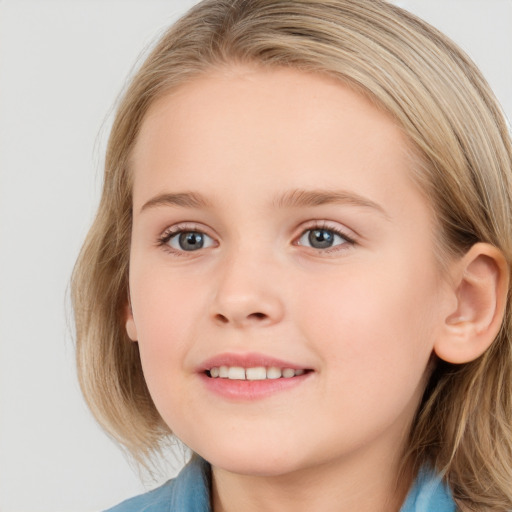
[140,192,212,212]
[272,189,390,219]
[140,188,389,219]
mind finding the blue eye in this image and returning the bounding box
[298,228,348,249]
[166,231,215,251]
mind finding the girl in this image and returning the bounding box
[71,1,512,511]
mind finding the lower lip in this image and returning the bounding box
[199,372,312,400]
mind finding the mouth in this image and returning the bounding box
[205,366,311,380]
[198,353,314,400]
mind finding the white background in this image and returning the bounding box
[0,1,511,511]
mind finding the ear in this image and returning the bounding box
[434,243,509,364]
[125,296,138,342]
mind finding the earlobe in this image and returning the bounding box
[125,302,138,342]
[434,243,509,364]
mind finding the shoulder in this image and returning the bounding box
[104,479,175,512]
[400,466,455,512]
[104,456,211,512]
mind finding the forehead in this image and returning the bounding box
[130,65,421,212]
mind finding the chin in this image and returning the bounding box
[209,454,302,477]
[194,439,304,477]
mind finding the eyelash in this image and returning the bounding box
[156,222,356,256]
[296,222,356,253]
[157,224,213,256]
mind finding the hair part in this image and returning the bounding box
[72,1,512,508]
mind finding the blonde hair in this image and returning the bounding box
[72,0,512,509]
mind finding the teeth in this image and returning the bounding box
[282,368,295,378]
[267,367,282,379]
[246,367,267,380]
[228,366,246,380]
[208,366,307,380]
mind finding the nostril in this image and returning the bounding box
[215,313,229,324]
[214,311,267,324]
[249,312,267,320]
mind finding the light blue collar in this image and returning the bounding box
[170,455,211,511]
[106,456,455,511]
[400,466,455,512]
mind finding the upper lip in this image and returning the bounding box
[198,352,310,372]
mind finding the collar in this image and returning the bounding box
[400,466,455,512]
[170,457,455,512]
[170,455,211,511]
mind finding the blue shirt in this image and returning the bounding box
[105,456,455,512]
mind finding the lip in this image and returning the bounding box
[199,352,309,372]
[197,352,314,401]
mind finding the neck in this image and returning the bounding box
[211,447,414,512]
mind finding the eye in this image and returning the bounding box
[166,230,215,252]
[297,228,350,250]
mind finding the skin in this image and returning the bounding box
[126,65,459,512]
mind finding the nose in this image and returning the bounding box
[210,250,285,328]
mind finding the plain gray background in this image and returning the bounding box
[0,1,511,511]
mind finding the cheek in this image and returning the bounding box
[296,262,440,389]
[131,263,203,340]
[129,267,205,393]
[131,282,195,429]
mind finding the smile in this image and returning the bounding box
[199,353,314,400]
[207,366,307,380]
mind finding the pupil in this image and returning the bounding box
[179,232,204,251]
[309,229,334,249]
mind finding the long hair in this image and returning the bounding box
[71,1,512,509]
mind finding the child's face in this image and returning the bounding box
[127,66,451,477]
